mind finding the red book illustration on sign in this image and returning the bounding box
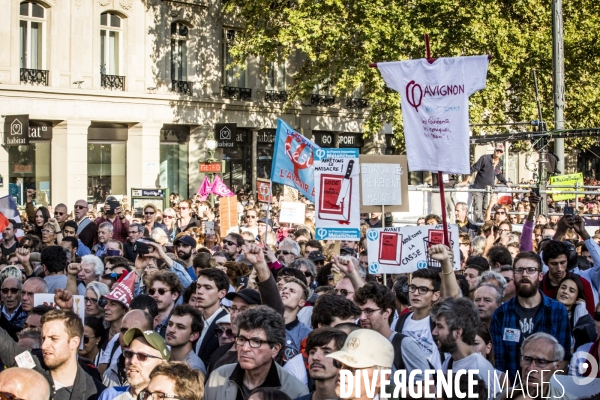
[427,230,452,247]
[379,232,402,264]
[318,160,353,222]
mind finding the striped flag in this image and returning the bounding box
[0,195,21,234]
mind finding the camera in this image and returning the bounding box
[133,240,150,255]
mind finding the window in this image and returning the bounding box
[160,143,189,199]
[267,61,285,90]
[9,142,51,206]
[100,12,121,75]
[221,29,246,87]
[88,143,126,202]
[19,2,45,70]
[171,22,188,81]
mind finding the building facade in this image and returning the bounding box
[0,0,383,210]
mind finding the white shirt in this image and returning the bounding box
[442,352,498,400]
[99,334,121,366]
[401,315,442,370]
[378,56,489,174]
[195,308,221,353]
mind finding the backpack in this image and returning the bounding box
[391,333,436,372]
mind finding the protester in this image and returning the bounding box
[141,362,204,400]
[0,367,51,400]
[165,304,207,375]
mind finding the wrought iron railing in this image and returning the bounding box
[310,94,336,107]
[101,74,125,91]
[20,68,48,86]
[171,80,192,95]
[222,86,252,100]
[265,90,288,102]
[345,97,369,109]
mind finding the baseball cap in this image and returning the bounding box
[495,143,504,152]
[174,235,197,248]
[258,218,273,228]
[327,329,393,368]
[307,251,325,262]
[340,247,357,257]
[123,328,171,361]
[225,288,262,305]
[216,314,231,325]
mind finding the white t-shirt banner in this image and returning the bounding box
[377,56,489,174]
[314,148,361,240]
[366,224,460,274]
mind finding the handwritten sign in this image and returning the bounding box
[359,155,409,212]
[279,202,306,225]
[219,195,239,236]
[366,224,460,274]
[549,173,584,201]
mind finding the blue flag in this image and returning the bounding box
[270,119,321,201]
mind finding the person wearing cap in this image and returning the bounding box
[307,251,325,272]
[257,218,273,245]
[460,143,510,223]
[215,313,235,346]
[204,306,308,400]
[0,308,106,400]
[165,304,207,375]
[327,329,395,400]
[173,234,197,275]
[99,328,169,400]
[94,196,130,244]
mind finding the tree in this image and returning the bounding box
[223,0,600,151]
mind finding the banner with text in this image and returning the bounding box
[359,155,409,212]
[366,224,459,274]
[549,173,584,201]
[314,148,361,240]
[279,202,306,224]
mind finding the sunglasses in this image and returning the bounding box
[246,215,257,219]
[74,205,87,209]
[145,211,155,215]
[123,350,162,362]
[222,239,237,246]
[148,288,171,296]
[83,335,95,344]
[1,288,21,295]
[304,271,312,278]
[335,289,354,297]
[0,392,25,400]
[215,327,234,337]
[54,212,64,216]
[276,250,292,256]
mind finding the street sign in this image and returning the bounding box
[199,162,223,173]
[257,179,271,203]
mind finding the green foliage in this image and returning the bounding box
[224,0,600,152]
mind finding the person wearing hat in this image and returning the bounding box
[327,329,395,400]
[98,328,169,400]
[307,251,325,272]
[173,234,197,274]
[460,143,510,223]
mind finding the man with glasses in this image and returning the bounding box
[99,328,169,400]
[222,233,244,261]
[123,223,144,262]
[94,196,129,244]
[0,277,27,331]
[74,199,97,249]
[204,305,308,400]
[493,206,508,223]
[53,203,69,230]
[490,251,571,382]
[276,238,300,266]
[63,220,92,257]
[1,219,18,261]
[496,333,575,399]
[148,271,183,338]
[307,250,325,273]
[165,304,206,375]
[141,362,204,400]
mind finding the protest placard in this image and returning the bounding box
[314,148,361,240]
[366,224,460,274]
[34,293,86,348]
[279,202,306,224]
[359,155,409,213]
[219,196,239,236]
[257,179,271,203]
[549,173,584,201]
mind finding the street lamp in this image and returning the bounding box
[205,135,218,206]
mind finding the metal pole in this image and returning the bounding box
[552,0,565,173]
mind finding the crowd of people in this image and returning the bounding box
[0,183,600,400]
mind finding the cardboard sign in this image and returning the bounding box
[219,196,239,236]
[549,173,584,201]
[279,202,306,224]
[314,148,361,240]
[366,224,460,274]
[257,179,271,203]
[34,293,86,348]
[359,155,409,212]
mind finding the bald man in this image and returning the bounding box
[0,367,50,400]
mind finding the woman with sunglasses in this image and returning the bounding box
[79,316,106,366]
[174,199,201,236]
[161,207,178,241]
[85,281,110,317]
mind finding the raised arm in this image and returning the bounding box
[520,193,540,252]
[429,244,460,298]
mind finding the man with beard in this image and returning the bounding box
[173,235,196,277]
[431,297,497,398]
[294,328,347,400]
[0,307,106,400]
[490,251,571,382]
[1,219,18,260]
[165,304,206,375]
[221,233,244,261]
[99,328,169,400]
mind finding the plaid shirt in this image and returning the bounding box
[490,292,571,382]
[94,215,130,243]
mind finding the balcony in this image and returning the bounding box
[222,86,252,101]
[172,80,193,95]
[264,90,288,102]
[345,97,369,109]
[101,74,125,91]
[310,94,336,107]
[20,68,48,86]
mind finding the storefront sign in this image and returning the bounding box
[199,162,223,173]
[13,164,33,174]
[29,120,53,140]
[314,132,363,148]
[257,129,276,144]
[215,123,240,148]
[3,115,29,146]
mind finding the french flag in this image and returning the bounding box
[0,195,22,236]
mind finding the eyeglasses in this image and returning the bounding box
[145,211,155,215]
[593,312,600,322]
[235,335,271,348]
[514,267,540,275]
[123,350,163,362]
[215,327,234,337]
[139,391,187,400]
[360,308,382,316]
[246,215,257,219]
[148,288,171,296]
[164,215,175,219]
[54,212,64,216]
[1,288,21,295]
[41,229,56,234]
[17,244,31,249]
[245,240,256,244]
[222,239,237,246]
[496,211,506,215]
[0,392,25,400]
[497,229,510,234]
[22,291,36,298]
[335,289,354,297]
[520,355,556,368]
[84,297,98,304]
[327,275,334,281]
[74,205,88,210]
[407,285,436,294]
[83,335,95,344]
[276,250,293,256]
